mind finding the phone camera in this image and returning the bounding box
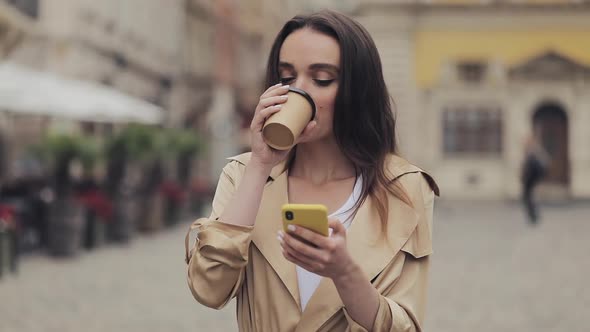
[285,211,294,220]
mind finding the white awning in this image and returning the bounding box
[0,62,164,124]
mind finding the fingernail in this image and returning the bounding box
[282,85,290,89]
[277,235,282,243]
[274,83,282,87]
[281,95,288,100]
[274,104,282,109]
[287,225,296,232]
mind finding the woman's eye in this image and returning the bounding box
[280,77,295,84]
[314,79,335,87]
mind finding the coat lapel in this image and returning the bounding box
[249,161,302,309]
[295,187,420,331]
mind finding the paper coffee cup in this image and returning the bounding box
[262,87,316,150]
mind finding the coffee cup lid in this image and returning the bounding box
[288,87,316,121]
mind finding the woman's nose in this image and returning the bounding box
[292,78,310,93]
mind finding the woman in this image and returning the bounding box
[185,10,439,331]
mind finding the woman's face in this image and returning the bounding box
[278,28,340,143]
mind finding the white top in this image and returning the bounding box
[296,176,363,311]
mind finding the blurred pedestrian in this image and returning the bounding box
[521,130,550,224]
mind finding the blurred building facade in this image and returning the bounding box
[0,0,186,178]
[6,1,586,201]
[8,0,184,121]
[0,0,347,185]
[0,1,33,56]
[0,0,41,176]
[355,0,590,200]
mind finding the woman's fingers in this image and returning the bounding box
[264,83,289,95]
[279,232,326,269]
[296,120,317,143]
[282,246,318,271]
[258,94,289,111]
[285,224,328,248]
[263,82,285,93]
[328,219,346,237]
[279,230,327,263]
[258,84,290,108]
[251,85,290,131]
[250,104,283,132]
[260,83,283,97]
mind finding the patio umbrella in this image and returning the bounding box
[0,62,164,124]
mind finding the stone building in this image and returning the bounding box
[355,0,590,200]
[10,0,184,119]
[0,0,186,171]
[0,0,42,176]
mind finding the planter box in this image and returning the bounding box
[0,228,16,278]
[108,193,139,243]
[82,210,107,250]
[48,198,84,257]
[138,193,164,233]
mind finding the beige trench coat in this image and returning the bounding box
[185,152,439,331]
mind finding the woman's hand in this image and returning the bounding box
[278,219,353,280]
[250,83,316,170]
[280,219,381,330]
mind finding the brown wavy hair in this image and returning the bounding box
[264,10,412,233]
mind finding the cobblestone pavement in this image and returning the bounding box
[1,201,589,332]
[0,224,238,332]
[425,200,590,332]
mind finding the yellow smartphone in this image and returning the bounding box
[282,203,329,236]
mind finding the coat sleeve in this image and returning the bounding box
[185,160,254,309]
[344,172,436,332]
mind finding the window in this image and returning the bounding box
[6,0,39,19]
[457,61,486,83]
[443,107,502,155]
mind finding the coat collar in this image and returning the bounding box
[227,153,435,330]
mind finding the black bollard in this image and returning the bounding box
[0,224,8,279]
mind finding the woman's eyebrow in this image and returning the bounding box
[309,63,339,73]
[278,62,294,70]
[279,62,339,74]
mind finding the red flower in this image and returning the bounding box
[160,181,186,203]
[0,204,15,229]
[76,190,113,221]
